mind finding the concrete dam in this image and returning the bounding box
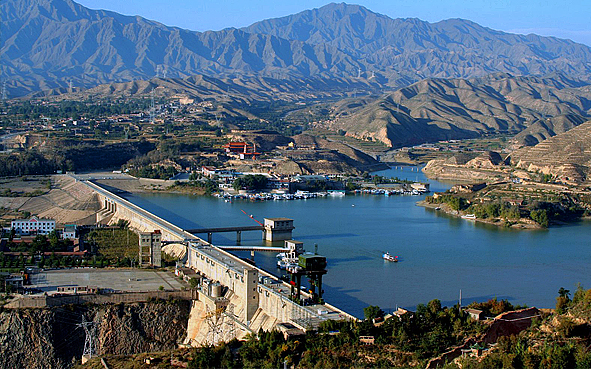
[77,176,356,345]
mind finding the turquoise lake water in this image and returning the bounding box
[123,167,591,317]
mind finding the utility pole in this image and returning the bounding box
[150,89,155,124]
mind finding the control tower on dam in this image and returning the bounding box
[74,175,356,345]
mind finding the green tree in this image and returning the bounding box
[189,277,199,289]
[531,209,549,227]
[556,287,572,313]
[558,287,571,299]
[233,174,268,191]
[363,305,384,320]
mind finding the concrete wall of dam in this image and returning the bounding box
[75,176,356,337]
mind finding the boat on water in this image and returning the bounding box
[277,259,298,269]
[461,214,477,220]
[383,252,398,262]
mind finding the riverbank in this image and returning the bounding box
[416,200,541,229]
[121,166,591,314]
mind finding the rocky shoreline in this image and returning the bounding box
[416,200,542,230]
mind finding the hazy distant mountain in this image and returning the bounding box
[0,0,361,96]
[3,0,591,97]
[325,73,591,148]
[244,3,591,79]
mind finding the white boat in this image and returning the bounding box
[461,214,476,220]
[383,252,398,262]
[277,260,287,269]
[277,258,299,269]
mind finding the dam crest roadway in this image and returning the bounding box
[72,174,355,345]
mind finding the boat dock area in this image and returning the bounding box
[216,185,429,202]
[217,190,346,202]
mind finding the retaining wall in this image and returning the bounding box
[5,290,197,309]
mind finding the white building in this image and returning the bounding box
[62,224,78,239]
[11,216,56,235]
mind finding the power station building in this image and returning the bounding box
[11,216,56,235]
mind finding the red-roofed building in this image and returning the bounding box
[223,141,261,159]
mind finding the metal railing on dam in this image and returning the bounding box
[79,177,192,241]
[73,175,358,325]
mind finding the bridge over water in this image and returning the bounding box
[186,225,264,243]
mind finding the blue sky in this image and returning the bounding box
[76,0,591,46]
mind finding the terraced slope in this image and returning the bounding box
[511,121,591,184]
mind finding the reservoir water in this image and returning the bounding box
[123,167,591,317]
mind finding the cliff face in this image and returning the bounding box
[0,301,191,369]
[98,301,190,356]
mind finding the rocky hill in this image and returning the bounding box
[273,134,388,175]
[324,73,591,148]
[510,120,591,184]
[32,73,383,104]
[3,0,591,96]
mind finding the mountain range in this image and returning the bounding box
[3,0,591,96]
[323,73,591,148]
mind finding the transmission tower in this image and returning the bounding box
[77,316,97,361]
[1,81,7,100]
[68,79,73,92]
[222,87,230,101]
[204,306,225,345]
[150,89,155,124]
[224,304,237,341]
